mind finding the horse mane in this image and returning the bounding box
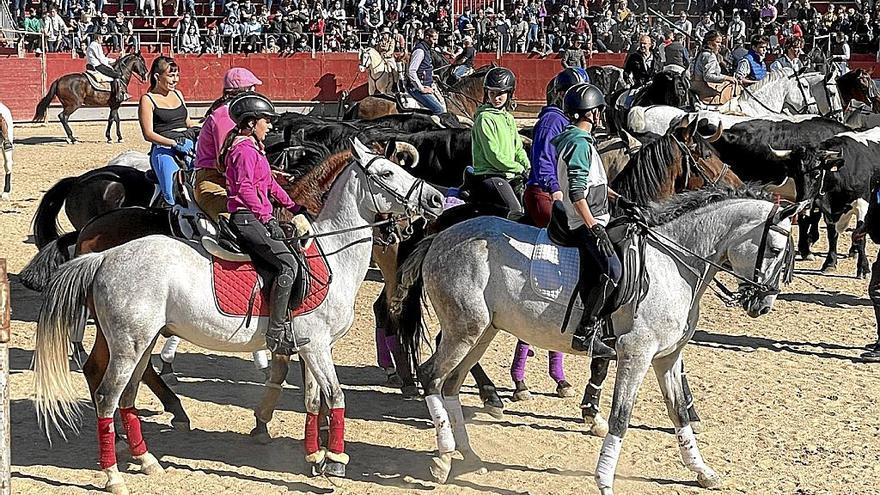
[286,150,354,214]
[745,67,794,95]
[644,184,774,226]
[610,133,677,205]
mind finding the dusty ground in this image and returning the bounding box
[2,121,880,495]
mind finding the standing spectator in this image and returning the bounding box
[42,9,68,53]
[268,12,290,51]
[694,12,715,43]
[513,13,529,52]
[665,31,691,69]
[561,33,587,68]
[139,0,157,17]
[496,12,512,52]
[624,34,662,86]
[71,13,93,55]
[23,9,43,53]
[675,11,693,38]
[728,10,747,46]
[114,12,137,52]
[240,0,257,21]
[176,13,202,53]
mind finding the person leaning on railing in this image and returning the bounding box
[22,8,43,52]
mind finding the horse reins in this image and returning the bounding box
[670,134,728,187]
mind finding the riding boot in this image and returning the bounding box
[265,269,310,356]
[571,274,617,357]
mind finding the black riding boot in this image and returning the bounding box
[571,274,617,357]
[265,268,310,356]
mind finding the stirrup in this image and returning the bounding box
[266,321,310,356]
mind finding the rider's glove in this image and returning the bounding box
[264,218,286,240]
[590,224,616,258]
[173,137,194,156]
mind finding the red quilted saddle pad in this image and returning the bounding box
[211,240,331,317]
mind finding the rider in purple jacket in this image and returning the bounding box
[511,68,588,401]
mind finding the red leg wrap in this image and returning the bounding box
[328,408,345,454]
[304,412,320,455]
[119,407,147,456]
[97,416,117,469]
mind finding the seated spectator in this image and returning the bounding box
[114,12,137,52]
[23,9,43,53]
[204,25,222,53]
[331,1,347,23]
[176,13,202,53]
[243,15,264,53]
[674,11,692,37]
[760,1,778,25]
[220,15,242,52]
[42,8,69,53]
[694,12,714,43]
[728,10,747,46]
[240,0,257,21]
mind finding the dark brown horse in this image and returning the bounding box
[345,65,491,122]
[33,52,148,144]
[837,68,880,112]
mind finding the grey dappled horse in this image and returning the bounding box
[32,138,444,495]
[394,187,804,493]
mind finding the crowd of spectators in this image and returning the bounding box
[9,0,880,61]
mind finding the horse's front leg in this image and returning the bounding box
[114,107,123,142]
[822,220,839,272]
[654,353,721,489]
[105,109,113,144]
[250,353,290,444]
[594,336,653,495]
[302,347,348,477]
[581,357,611,437]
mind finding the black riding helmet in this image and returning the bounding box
[563,83,605,120]
[229,92,278,127]
[484,67,516,93]
[554,68,587,94]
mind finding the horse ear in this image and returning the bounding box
[350,137,371,162]
[383,138,397,160]
[773,200,811,224]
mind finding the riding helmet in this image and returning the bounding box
[563,83,606,120]
[484,67,517,93]
[554,68,588,94]
[229,92,278,127]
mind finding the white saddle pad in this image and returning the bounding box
[529,229,582,309]
[85,70,113,92]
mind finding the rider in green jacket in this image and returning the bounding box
[465,67,529,216]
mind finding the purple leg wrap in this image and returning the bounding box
[510,340,531,382]
[375,327,394,369]
[549,351,566,382]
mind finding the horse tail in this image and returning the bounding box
[33,176,75,248]
[390,233,437,375]
[34,79,60,122]
[34,252,105,439]
[19,231,78,292]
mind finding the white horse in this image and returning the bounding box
[393,188,804,493]
[708,67,843,118]
[0,101,13,200]
[359,46,398,95]
[32,138,444,495]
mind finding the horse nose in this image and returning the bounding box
[758,305,771,316]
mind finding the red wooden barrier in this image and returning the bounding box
[3,51,880,121]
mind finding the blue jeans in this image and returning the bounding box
[150,143,189,205]
[407,87,445,114]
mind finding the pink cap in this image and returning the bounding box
[223,68,262,89]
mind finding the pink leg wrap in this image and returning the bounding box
[119,407,147,456]
[328,408,345,454]
[304,412,320,455]
[97,416,117,469]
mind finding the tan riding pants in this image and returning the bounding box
[691,79,741,105]
[194,168,228,222]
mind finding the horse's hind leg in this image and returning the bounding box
[434,331,502,417]
[251,354,290,444]
[105,110,113,143]
[58,107,76,144]
[653,353,721,490]
[142,364,190,431]
[117,333,165,477]
[581,357,611,437]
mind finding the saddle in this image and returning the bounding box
[546,201,649,316]
[85,70,114,92]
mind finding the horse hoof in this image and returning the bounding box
[429,453,453,484]
[799,252,813,261]
[482,403,504,420]
[589,413,610,438]
[697,470,723,489]
[309,461,325,477]
[104,467,128,495]
[556,381,576,398]
[598,487,614,495]
[170,418,191,432]
[137,457,165,476]
[106,483,129,495]
[0,192,8,201]
[401,385,421,399]
[117,138,124,143]
[385,372,404,388]
[249,423,272,445]
[324,460,346,478]
[511,389,533,402]
[820,263,837,273]
[106,139,113,144]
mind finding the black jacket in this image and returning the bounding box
[623,49,662,87]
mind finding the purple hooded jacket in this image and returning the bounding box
[527,105,569,193]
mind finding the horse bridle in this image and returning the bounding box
[641,201,794,306]
[790,70,842,118]
[359,154,429,219]
[670,134,729,187]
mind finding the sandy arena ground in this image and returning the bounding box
[2,121,880,495]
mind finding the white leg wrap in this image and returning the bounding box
[676,425,708,472]
[442,395,470,452]
[252,349,269,370]
[425,394,455,454]
[160,336,181,363]
[595,434,623,490]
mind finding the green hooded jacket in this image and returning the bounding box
[471,104,529,179]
